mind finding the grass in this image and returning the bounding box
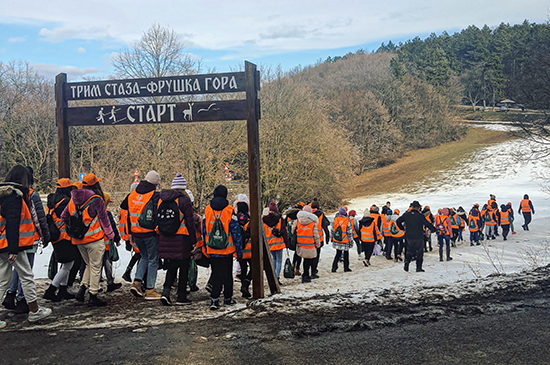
[346,128,513,199]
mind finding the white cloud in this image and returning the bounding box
[8,36,25,43]
[30,62,106,81]
[77,47,86,53]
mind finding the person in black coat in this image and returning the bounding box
[396,201,436,272]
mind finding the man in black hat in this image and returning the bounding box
[396,201,436,272]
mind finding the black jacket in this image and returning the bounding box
[396,209,436,240]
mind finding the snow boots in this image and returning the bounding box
[240,279,251,298]
[57,286,75,300]
[75,285,87,302]
[439,250,444,262]
[122,269,132,282]
[88,294,107,307]
[446,249,453,261]
[43,285,61,302]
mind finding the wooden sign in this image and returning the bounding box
[66,100,247,126]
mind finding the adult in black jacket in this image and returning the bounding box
[396,201,436,272]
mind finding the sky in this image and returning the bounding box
[0,0,549,81]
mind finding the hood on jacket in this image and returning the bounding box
[262,212,282,227]
[285,207,301,221]
[159,189,184,202]
[136,180,157,195]
[359,216,375,227]
[297,210,318,225]
[70,188,97,205]
[210,196,228,211]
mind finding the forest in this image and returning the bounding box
[0,21,548,210]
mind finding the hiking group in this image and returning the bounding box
[0,165,536,327]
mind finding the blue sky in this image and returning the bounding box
[1,0,548,81]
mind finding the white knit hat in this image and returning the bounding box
[171,173,187,190]
[144,170,161,185]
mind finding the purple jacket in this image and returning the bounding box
[157,190,196,260]
[61,188,114,241]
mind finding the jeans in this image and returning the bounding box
[8,251,35,300]
[134,236,159,289]
[0,252,37,304]
[270,249,283,279]
[438,235,450,251]
[470,231,479,243]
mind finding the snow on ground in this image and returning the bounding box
[16,124,550,330]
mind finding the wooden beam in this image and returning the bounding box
[55,73,70,179]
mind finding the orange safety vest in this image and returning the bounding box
[520,199,531,213]
[435,215,451,236]
[265,219,285,251]
[67,195,104,245]
[450,214,459,229]
[484,210,496,226]
[118,208,130,242]
[296,220,316,251]
[156,198,189,236]
[390,220,405,238]
[468,215,480,232]
[349,216,358,239]
[370,213,381,229]
[360,221,382,243]
[0,199,36,250]
[333,216,350,243]
[241,221,252,259]
[381,215,392,237]
[128,190,155,235]
[204,205,235,256]
[196,220,209,258]
[500,211,510,225]
[50,198,70,244]
[317,212,326,242]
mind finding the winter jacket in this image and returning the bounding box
[30,190,50,245]
[120,181,160,238]
[157,190,197,260]
[61,188,115,241]
[313,209,331,246]
[331,213,354,251]
[0,183,33,254]
[262,212,289,249]
[293,211,320,259]
[396,209,436,240]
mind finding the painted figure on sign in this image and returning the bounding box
[183,103,194,121]
[96,107,106,124]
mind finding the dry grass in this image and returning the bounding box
[346,128,513,199]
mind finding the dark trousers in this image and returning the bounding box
[237,258,252,281]
[522,212,532,229]
[332,250,349,270]
[383,235,391,251]
[405,239,424,270]
[501,224,510,239]
[292,252,302,270]
[362,242,375,260]
[210,256,233,300]
[67,249,82,287]
[470,231,479,243]
[451,229,459,244]
[392,237,404,257]
[303,258,315,277]
[438,235,450,250]
[163,258,190,297]
[312,247,321,274]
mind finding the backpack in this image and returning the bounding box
[47,198,67,242]
[469,218,477,229]
[207,214,229,249]
[138,197,156,230]
[156,199,183,236]
[66,197,99,239]
[287,221,297,250]
[333,225,343,242]
[390,222,399,235]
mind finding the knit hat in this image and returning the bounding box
[214,185,228,199]
[103,192,111,205]
[348,210,356,217]
[237,201,249,214]
[372,205,379,213]
[144,170,161,185]
[82,173,102,186]
[269,201,278,213]
[311,198,320,209]
[363,208,370,216]
[171,173,187,190]
[56,178,75,189]
[338,207,347,216]
[302,205,312,213]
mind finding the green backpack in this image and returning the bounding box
[207,215,229,249]
[333,225,343,242]
[469,218,477,229]
[390,222,399,235]
[287,221,297,250]
[138,198,156,230]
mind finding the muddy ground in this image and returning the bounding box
[1,266,550,364]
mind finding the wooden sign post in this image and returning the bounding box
[55,61,280,298]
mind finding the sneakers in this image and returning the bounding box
[107,283,122,292]
[75,285,87,302]
[145,289,161,300]
[87,294,107,307]
[344,268,352,272]
[14,298,29,314]
[210,298,220,310]
[224,298,236,306]
[43,285,61,302]
[176,294,191,305]
[416,268,425,272]
[28,306,52,323]
[122,270,132,282]
[130,281,144,297]
[2,291,16,310]
[0,320,6,329]
[57,286,75,300]
[311,273,320,279]
[404,262,410,272]
[160,289,172,306]
[301,275,311,283]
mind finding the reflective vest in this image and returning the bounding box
[0,199,35,250]
[67,195,104,245]
[265,220,285,251]
[360,221,382,243]
[196,219,209,258]
[370,213,381,229]
[242,222,252,259]
[204,205,235,256]
[435,215,450,236]
[317,213,326,243]
[520,199,532,213]
[500,211,510,225]
[458,215,465,230]
[349,217,358,239]
[381,215,392,237]
[450,214,459,229]
[156,198,189,236]
[118,208,130,241]
[128,190,155,235]
[296,220,316,251]
[390,220,405,238]
[484,210,496,226]
[468,215,480,232]
[333,216,350,244]
[50,198,70,244]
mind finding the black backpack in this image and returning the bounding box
[157,199,183,236]
[47,198,68,242]
[66,197,99,239]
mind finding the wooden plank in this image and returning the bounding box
[55,73,70,178]
[65,72,246,100]
[65,100,247,126]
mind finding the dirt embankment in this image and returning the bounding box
[347,128,512,199]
